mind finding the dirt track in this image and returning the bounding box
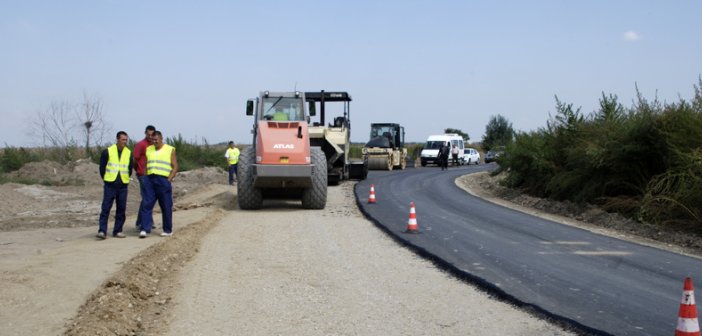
[0,162,233,335]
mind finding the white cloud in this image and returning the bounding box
[623,31,641,41]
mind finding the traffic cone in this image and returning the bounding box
[404,201,419,233]
[368,184,376,204]
[676,277,700,336]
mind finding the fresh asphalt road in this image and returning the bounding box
[354,163,702,336]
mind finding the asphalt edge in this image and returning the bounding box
[353,182,613,336]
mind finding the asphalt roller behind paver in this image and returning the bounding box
[362,123,408,170]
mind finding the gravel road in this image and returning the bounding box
[162,182,575,336]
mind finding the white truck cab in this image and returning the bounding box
[420,134,465,167]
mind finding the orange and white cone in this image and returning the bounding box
[676,277,700,336]
[368,184,376,204]
[405,201,419,233]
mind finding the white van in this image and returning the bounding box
[420,134,465,166]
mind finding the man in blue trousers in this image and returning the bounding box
[225,141,240,185]
[139,130,178,238]
[133,125,155,230]
[97,131,133,239]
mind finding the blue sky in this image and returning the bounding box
[1,1,701,147]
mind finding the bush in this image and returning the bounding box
[166,134,227,172]
[500,79,702,229]
[0,146,35,173]
[407,143,424,160]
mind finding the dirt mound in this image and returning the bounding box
[7,159,100,186]
[173,167,226,199]
[0,163,228,232]
[176,166,224,183]
[0,160,128,232]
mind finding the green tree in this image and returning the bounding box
[482,114,514,150]
[444,128,469,142]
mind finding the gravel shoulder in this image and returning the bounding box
[160,181,574,336]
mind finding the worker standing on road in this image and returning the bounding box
[439,141,450,171]
[132,125,155,230]
[225,141,240,185]
[139,130,178,238]
[97,131,133,239]
[451,144,460,167]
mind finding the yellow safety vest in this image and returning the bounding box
[226,147,240,165]
[146,144,175,177]
[272,111,288,121]
[104,144,131,184]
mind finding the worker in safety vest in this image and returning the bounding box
[97,131,133,239]
[225,141,240,185]
[272,106,288,121]
[139,130,178,238]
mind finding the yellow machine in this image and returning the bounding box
[306,91,367,183]
[362,123,408,170]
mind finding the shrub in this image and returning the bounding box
[166,134,227,172]
[0,146,35,173]
[407,143,424,160]
[500,78,702,229]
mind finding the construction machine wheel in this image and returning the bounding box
[237,147,263,210]
[301,147,328,209]
[398,153,407,170]
[349,160,368,180]
[368,155,393,170]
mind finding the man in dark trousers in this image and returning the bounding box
[97,131,133,239]
[139,130,178,238]
[225,141,240,185]
[133,125,155,229]
[439,141,450,171]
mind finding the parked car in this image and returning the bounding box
[463,148,480,164]
[484,148,503,163]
